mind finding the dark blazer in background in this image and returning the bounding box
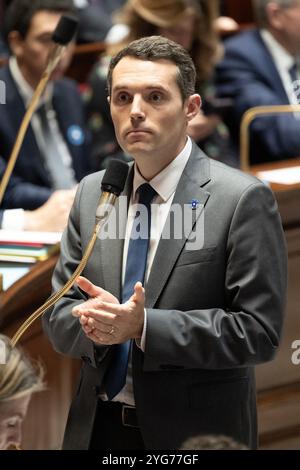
[215,29,300,164]
[43,143,287,450]
[0,154,29,227]
[0,32,8,56]
[0,66,91,210]
[76,0,126,43]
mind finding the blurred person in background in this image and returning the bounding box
[0,0,91,231]
[0,334,44,450]
[86,0,236,170]
[74,0,126,43]
[0,152,77,232]
[216,0,300,164]
[0,193,77,231]
[0,34,5,55]
[0,0,8,56]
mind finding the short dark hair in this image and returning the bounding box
[4,0,75,41]
[107,35,196,101]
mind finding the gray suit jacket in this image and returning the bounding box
[43,143,287,449]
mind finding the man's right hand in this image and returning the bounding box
[72,276,120,338]
[24,188,76,232]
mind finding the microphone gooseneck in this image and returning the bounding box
[11,161,129,347]
[0,15,78,205]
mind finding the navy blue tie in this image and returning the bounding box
[289,63,298,84]
[105,183,157,400]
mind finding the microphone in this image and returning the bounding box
[0,15,78,205]
[52,15,78,45]
[45,15,78,75]
[11,160,129,347]
[96,159,130,222]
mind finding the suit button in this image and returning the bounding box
[81,355,91,364]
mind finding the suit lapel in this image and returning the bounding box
[255,30,289,102]
[99,165,134,300]
[99,146,211,305]
[145,144,211,308]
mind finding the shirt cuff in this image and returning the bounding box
[2,209,25,230]
[135,308,147,352]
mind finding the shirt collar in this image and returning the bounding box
[132,136,192,202]
[260,29,295,71]
[9,56,53,108]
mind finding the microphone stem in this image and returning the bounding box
[0,44,65,205]
[11,191,117,347]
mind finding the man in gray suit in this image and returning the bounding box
[43,36,287,450]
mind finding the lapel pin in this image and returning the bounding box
[190,199,199,210]
[67,125,85,146]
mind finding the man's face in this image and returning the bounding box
[269,1,300,54]
[10,10,74,87]
[110,57,199,170]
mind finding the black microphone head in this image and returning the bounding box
[101,160,129,196]
[52,15,78,45]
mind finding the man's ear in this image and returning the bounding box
[8,31,24,59]
[185,94,201,122]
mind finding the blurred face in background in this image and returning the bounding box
[267,0,300,55]
[158,13,195,51]
[0,394,31,450]
[8,10,74,88]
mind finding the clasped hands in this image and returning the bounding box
[72,276,145,345]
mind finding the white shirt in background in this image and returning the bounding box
[260,29,300,105]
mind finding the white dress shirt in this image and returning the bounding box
[260,29,300,105]
[109,136,192,406]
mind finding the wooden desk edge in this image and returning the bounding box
[249,158,300,192]
[0,253,59,329]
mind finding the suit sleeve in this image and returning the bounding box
[2,179,52,210]
[42,177,108,367]
[0,155,52,210]
[144,183,287,371]
[215,43,300,160]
